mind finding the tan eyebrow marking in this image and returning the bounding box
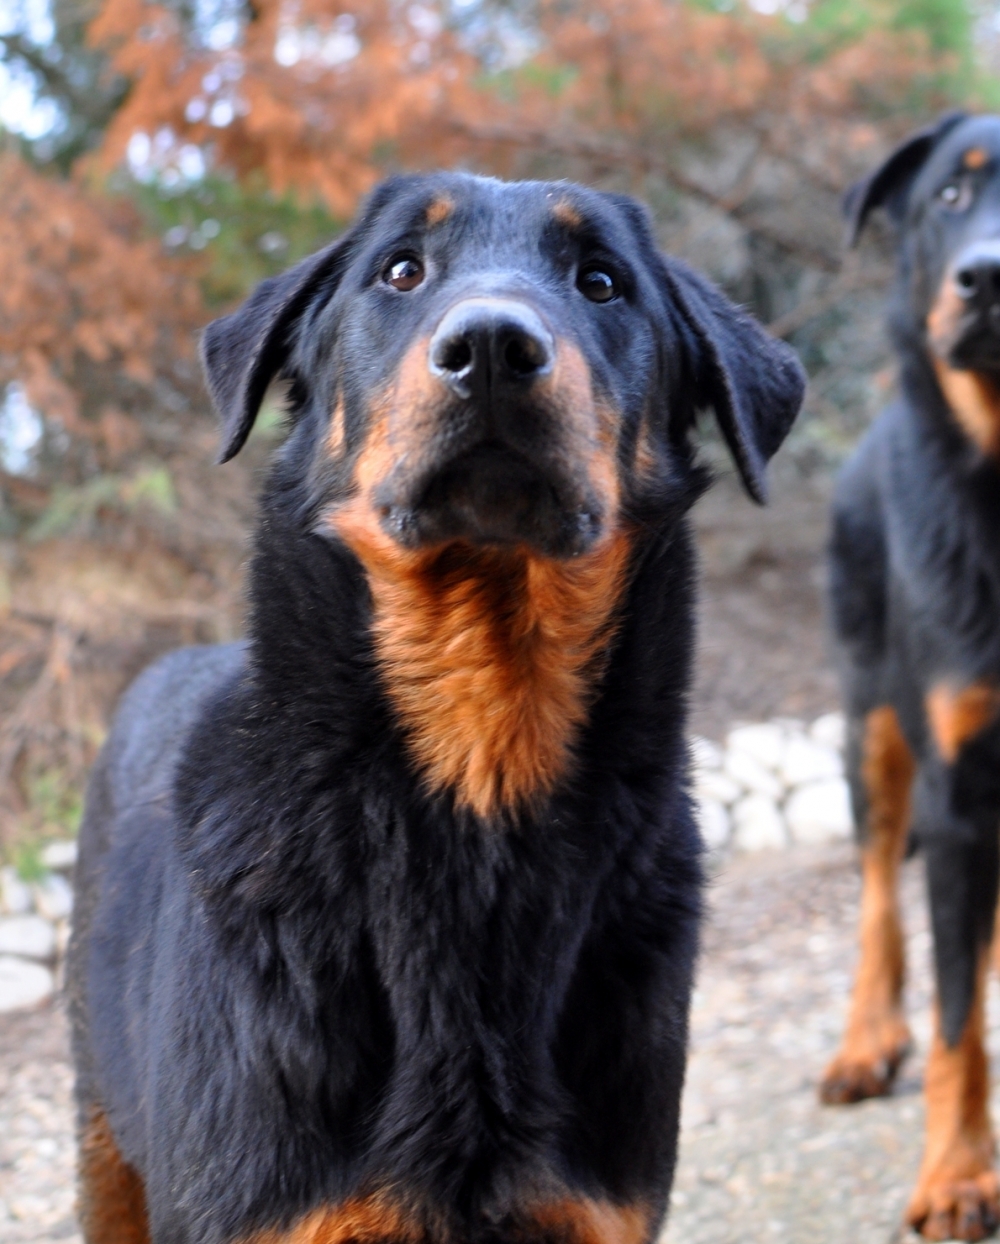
[963,147,990,170]
[552,199,583,230]
[425,197,454,227]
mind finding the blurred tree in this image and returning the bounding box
[0,0,126,167]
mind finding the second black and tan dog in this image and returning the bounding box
[824,112,1000,1241]
[67,172,803,1244]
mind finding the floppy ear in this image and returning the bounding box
[661,258,806,504]
[843,110,967,247]
[200,235,356,463]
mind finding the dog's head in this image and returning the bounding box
[202,173,803,541]
[200,174,803,817]
[846,113,1000,452]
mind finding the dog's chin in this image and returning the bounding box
[375,443,606,558]
[939,319,1000,374]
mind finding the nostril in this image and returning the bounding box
[435,337,474,375]
[503,334,548,377]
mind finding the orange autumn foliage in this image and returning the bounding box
[86,0,953,220]
[89,0,488,214]
[0,152,203,459]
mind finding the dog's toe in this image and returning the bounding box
[819,1041,909,1104]
[907,1172,1000,1241]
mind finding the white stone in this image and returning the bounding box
[0,866,32,915]
[0,955,53,1012]
[732,795,787,851]
[724,749,783,800]
[810,711,847,753]
[41,840,78,871]
[33,873,73,921]
[695,767,742,806]
[696,797,730,851]
[726,722,786,772]
[780,736,843,788]
[785,778,854,845]
[691,735,723,771]
[0,915,57,960]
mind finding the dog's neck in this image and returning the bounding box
[931,359,1000,462]
[331,499,633,820]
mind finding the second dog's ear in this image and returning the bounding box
[662,258,806,504]
[843,110,967,247]
[201,233,358,463]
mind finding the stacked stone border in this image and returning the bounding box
[0,843,74,1015]
[694,712,850,855]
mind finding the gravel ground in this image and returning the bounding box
[0,1006,78,1243]
[5,843,997,1244]
[663,845,940,1244]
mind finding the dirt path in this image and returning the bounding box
[3,844,988,1244]
[663,846,940,1244]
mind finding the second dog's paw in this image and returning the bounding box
[906,1169,1000,1241]
[819,1035,911,1104]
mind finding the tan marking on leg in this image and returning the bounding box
[244,1193,431,1244]
[932,361,1000,460]
[425,197,454,228]
[821,706,915,1104]
[78,1108,149,1244]
[964,148,990,170]
[906,954,999,1241]
[927,682,1000,764]
[523,1198,650,1244]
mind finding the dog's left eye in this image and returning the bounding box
[577,266,619,304]
[939,180,974,212]
[384,256,425,291]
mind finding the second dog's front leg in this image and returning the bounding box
[906,829,1000,1242]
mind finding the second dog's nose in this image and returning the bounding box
[953,242,1000,305]
[429,298,554,398]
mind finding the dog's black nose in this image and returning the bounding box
[953,243,1000,305]
[429,298,554,398]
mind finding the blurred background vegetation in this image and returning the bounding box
[0,0,996,862]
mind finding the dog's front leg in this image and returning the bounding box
[821,705,915,1103]
[906,702,1000,1242]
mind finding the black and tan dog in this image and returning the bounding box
[68,172,803,1244]
[823,113,1000,1240]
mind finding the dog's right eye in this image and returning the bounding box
[577,266,619,304]
[384,256,425,291]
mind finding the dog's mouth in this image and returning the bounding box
[373,440,606,558]
[937,311,1000,373]
[930,244,1000,373]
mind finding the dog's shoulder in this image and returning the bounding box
[105,642,249,814]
